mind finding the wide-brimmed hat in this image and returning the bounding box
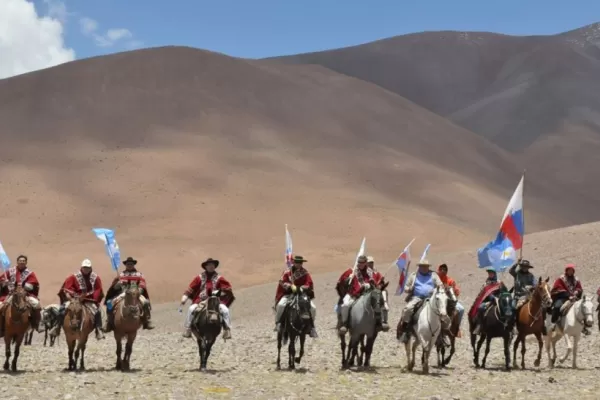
[366,256,375,263]
[201,258,220,269]
[81,259,92,268]
[122,257,137,266]
[485,267,497,273]
[519,260,534,269]
[418,259,431,266]
[292,255,307,263]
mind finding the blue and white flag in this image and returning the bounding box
[0,240,10,270]
[92,228,121,271]
[419,243,431,263]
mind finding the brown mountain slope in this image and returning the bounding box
[268,23,600,207]
[0,46,573,304]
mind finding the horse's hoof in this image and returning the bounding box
[534,360,540,367]
[3,363,8,371]
[423,366,429,374]
[294,357,301,363]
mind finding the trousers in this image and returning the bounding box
[112,292,150,306]
[455,301,465,325]
[185,303,230,329]
[402,297,424,323]
[0,295,41,311]
[275,295,317,323]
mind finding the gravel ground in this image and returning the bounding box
[3,222,600,400]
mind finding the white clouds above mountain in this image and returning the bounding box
[79,16,142,49]
[0,0,75,79]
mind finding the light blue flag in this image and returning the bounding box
[91,228,121,271]
[0,240,10,270]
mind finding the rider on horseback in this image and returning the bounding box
[509,259,535,314]
[338,255,382,335]
[398,259,443,343]
[0,255,43,337]
[549,263,587,334]
[437,264,464,337]
[273,255,318,338]
[471,267,509,335]
[51,259,106,340]
[104,256,155,333]
[181,258,234,340]
[366,256,390,332]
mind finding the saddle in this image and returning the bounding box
[558,299,575,316]
[192,301,220,324]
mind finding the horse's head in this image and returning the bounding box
[497,292,513,318]
[367,286,385,315]
[206,289,222,315]
[10,286,29,314]
[534,276,552,308]
[65,296,84,331]
[431,286,449,320]
[579,295,594,328]
[123,285,142,318]
[445,286,457,313]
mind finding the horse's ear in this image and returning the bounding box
[545,276,550,283]
[538,276,542,284]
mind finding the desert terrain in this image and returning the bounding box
[2,221,600,399]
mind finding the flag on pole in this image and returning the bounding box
[419,243,431,263]
[354,237,366,267]
[92,228,121,271]
[395,238,415,295]
[285,224,293,269]
[0,240,10,270]
[477,174,524,272]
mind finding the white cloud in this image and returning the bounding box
[43,0,69,23]
[0,0,75,79]
[79,17,140,49]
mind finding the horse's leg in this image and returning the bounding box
[276,332,282,370]
[364,333,376,368]
[67,339,76,370]
[288,333,296,370]
[11,335,24,372]
[512,332,520,369]
[572,334,579,369]
[520,332,527,369]
[197,337,204,371]
[533,332,543,367]
[3,336,10,370]
[544,331,554,368]
[294,333,305,364]
[409,339,418,372]
[444,336,455,366]
[481,336,492,369]
[474,334,486,368]
[204,338,215,369]
[123,332,136,371]
[471,332,480,367]
[559,333,572,364]
[340,333,347,369]
[357,335,365,367]
[79,338,87,371]
[115,334,123,370]
[44,329,48,347]
[503,334,511,371]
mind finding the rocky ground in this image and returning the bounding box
[4,222,600,400]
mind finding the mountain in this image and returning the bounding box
[268,23,600,207]
[0,46,589,302]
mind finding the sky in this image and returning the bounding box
[1,0,600,79]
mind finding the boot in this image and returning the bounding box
[399,321,411,343]
[142,303,155,330]
[222,327,232,340]
[94,311,105,340]
[309,317,318,338]
[472,310,484,335]
[380,309,390,332]
[104,311,114,333]
[338,312,349,335]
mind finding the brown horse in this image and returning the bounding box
[512,277,552,369]
[63,295,95,371]
[3,286,32,371]
[113,285,143,371]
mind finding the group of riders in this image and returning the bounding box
[0,252,590,343]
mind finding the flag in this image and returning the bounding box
[419,243,431,263]
[92,228,121,271]
[353,237,366,267]
[285,224,293,269]
[477,174,524,271]
[0,240,10,270]
[395,238,415,295]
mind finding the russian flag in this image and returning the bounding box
[477,174,524,271]
[395,238,415,295]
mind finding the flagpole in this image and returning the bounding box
[519,169,526,260]
[383,238,415,279]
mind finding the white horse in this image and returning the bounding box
[405,286,449,374]
[544,295,594,369]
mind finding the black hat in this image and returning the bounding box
[122,257,137,266]
[519,260,534,269]
[201,258,220,269]
[293,255,307,263]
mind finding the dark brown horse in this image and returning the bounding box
[113,285,142,371]
[3,286,32,371]
[191,290,224,371]
[512,277,552,369]
[62,295,95,371]
[276,288,313,370]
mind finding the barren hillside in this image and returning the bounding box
[270,23,600,208]
[4,222,600,399]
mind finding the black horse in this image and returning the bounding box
[470,291,514,370]
[191,289,224,371]
[276,287,313,370]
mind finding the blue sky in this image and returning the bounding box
[35,0,600,60]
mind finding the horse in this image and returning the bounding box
[436,286,459,367]
[512,277,552,369]
[339,284,386,369]
[41,304,60,347]
[276,287,313,370]
[62,295,95,371]
[545,295,594,369]
[402,286,449,374]
[112,284,143,371]
[470,291,514,370]
[2,286,32,371]
[190,289,224,371]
